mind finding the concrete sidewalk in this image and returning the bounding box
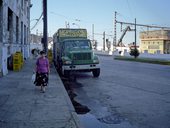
[0,58,81,128]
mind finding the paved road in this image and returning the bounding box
[72,55,170,128]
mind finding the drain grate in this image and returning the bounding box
[98,113,125,124]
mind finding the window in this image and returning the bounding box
[8,8,13,44]
[16,16,19,42]
[8,8,13,31]
[24,0,26,14]
[148,45,159,49]
[27,6,29,19]
[21,21,23,44]
[24,25,26,44]
[63,40,91,52]
[21,0,24,9]
[27,27,29,45]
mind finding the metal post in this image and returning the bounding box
[113,11,117,51]
[43,0,48,54]
[135,18,137,51]
[92,24,94,48]
[103,31,105,51]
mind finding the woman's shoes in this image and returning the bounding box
[42,87,45,93]
[40,86,45,93]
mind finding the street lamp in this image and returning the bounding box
[72,23,80,28]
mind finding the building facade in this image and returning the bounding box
[0,0,31,76]
[140,30,170,54]
[30,34,43,52]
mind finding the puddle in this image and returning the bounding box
[78,113,108,128]
[58,73,132,128]
[72,99,90,114]
[60,74,91,115]
[98,113,125,124]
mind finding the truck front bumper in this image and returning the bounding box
[62,63,100,74]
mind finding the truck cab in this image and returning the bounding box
[53,28,100,77]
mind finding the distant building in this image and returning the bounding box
[30,34,43,52]
[30,34,43,44]
[128,42,139,50]
[0,0,31,76]
[30,34,53,52]
[140,30,170,54]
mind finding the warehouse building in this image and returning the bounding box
[140,30,170,54]
[0,0,31,76]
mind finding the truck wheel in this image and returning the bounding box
[56,63,62,75]
[92,68,100,77]
[64,70,70,77]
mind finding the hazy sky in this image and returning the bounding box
[30,0,170,46]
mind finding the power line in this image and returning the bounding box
[126,0,134,19]
[94,33,113,37]
[50,11,82,23]
[116,20,170,29]
[31,12,43,30]
[50,11,69,19]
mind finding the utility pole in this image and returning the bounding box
[92,24,94,48]
[135,18,137,51]
[115,11,170,49]
[43,0,48,54]
[103,31,105,51]
[113,11,117,51]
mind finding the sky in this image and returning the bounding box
[30,0,170,47]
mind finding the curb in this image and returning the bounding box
[53,65,82,128]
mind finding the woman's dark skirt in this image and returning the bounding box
[34,72,48,86]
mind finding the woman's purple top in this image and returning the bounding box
[36,57,49,73]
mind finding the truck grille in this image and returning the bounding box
[73,53,91,60]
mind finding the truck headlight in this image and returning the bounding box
[64,60,72,64]
[93,59,99,63]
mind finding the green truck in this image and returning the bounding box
[53,28,100,77]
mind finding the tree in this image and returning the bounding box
[129,48,140,58]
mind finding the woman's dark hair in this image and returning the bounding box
[40,51,45,55]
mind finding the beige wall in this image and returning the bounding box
[140,30,170,54]
[140,40,164,54]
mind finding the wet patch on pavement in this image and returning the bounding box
[98,113,125,124]
[60,75,91,115]
[58,73,134,127]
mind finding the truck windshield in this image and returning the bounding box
[63,40,91,51]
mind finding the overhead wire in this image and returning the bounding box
[31,12,43,31]
[126,0,134,19]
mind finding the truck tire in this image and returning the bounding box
[92,68,100,77]
[56,60,62,75]
[64,70,70,77]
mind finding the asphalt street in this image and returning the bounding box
[72,55,170,128]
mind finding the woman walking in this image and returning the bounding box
[35,51,50,93]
